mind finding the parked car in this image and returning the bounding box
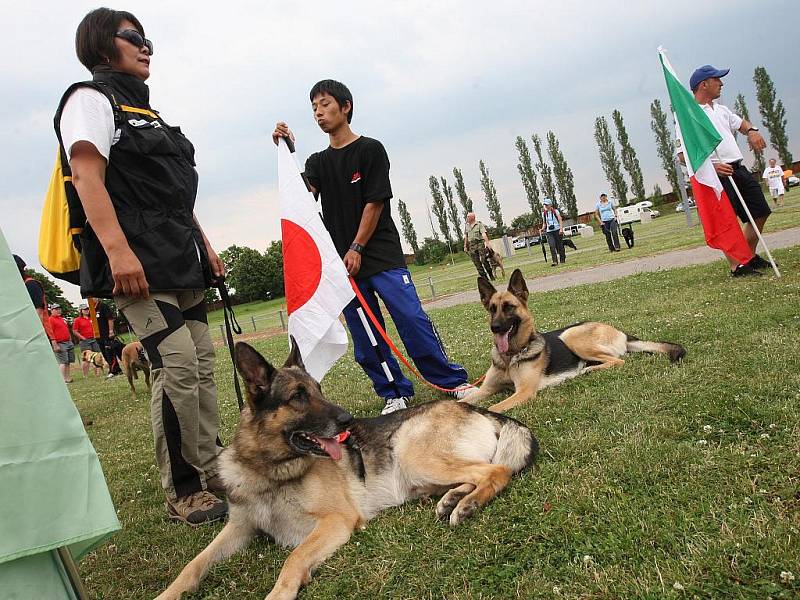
[512,235,542,249]
[788,175,799,187]
[563,224,592,237]
[675,199,696,212]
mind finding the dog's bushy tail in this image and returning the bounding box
[490,415,539,473]
[626,335,686,363]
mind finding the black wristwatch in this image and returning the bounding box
[349,242,364,254]
[747,127,759,133]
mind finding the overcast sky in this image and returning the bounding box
[2,0,797,304]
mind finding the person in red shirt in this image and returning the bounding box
[49,304,75,383]
[73,303,102,377]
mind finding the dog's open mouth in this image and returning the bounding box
[289,430,350,460]
[494,324,516,353]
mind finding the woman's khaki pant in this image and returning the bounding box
[116,290,220,501]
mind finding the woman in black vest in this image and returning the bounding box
[60,8,227,526]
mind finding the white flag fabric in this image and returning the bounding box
[278,138,354,380]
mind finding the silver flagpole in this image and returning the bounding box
[355,306,401,398]
[724,175,780,277]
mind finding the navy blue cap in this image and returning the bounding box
[690,65,730,91]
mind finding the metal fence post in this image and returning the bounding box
[251,315,256,332]
[278,310,286,331]
[219,324,226,346]
[427,276,435,299]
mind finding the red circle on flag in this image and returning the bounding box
[281,219,322,315]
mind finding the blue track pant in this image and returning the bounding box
[342,268,468,399]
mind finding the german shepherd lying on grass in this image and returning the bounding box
[157,339,538,600]
[461,269,685,413]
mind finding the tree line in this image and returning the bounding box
[397,65,792,252]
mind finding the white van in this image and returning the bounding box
[618,206,659,224]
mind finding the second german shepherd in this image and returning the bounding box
[485,245,506,279]
[157,339,538,600]
[461,269,686,413]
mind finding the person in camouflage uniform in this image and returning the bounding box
[464,212,494,280]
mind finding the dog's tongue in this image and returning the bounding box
[315,430,350,461]
[494,330,511,353]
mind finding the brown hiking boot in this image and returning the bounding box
[167,491,227,526]
[206,474,227,497]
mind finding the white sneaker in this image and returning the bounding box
[447,384,474,400]
[381,396,410,414]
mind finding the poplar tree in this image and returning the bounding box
[733,93,766,173]
[594,116,628,205]
[396,199,419,254]
[546,131,578,221]
[440,176,463,242]
[428,176,452,244]
[452,167,473,218]
[515,136,542,218]
[478,160,505,232]
[753,66,793,168]
[531,134,556,202]
[649,99,681,197]
[612,109,646,203]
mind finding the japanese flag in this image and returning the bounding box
[278,138,354,380]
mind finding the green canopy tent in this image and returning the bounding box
[0,226,119,598]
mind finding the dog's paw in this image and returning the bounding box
[449,499,480,526]
[436,493,465,521]
[436,484,475,521]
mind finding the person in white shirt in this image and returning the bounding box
[762,158,785,207]
[685,65,772,274]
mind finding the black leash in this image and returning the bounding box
[216,278,244,411]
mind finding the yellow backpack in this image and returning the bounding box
[38,147,83,284]
[39,81,125,285]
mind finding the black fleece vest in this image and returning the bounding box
[54,70,211,297]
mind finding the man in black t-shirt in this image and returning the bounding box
[273,80,468,414]
[14,254,59,352]
[96,300,122,376]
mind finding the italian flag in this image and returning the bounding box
[658,48,753,264]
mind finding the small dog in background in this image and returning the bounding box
[82,350,109,372]
[485,246,506,279]
[121,341,151,399]
[621,226,634,248]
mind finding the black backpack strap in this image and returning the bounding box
[216,278,244,411]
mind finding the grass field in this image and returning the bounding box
[206,193,800,332]
[74,243,800,599]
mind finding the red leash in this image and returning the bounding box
[348,277,484,393]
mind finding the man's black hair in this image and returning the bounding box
[309,80,354,123]
[75,7,146,72]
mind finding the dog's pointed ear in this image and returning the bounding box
[477,277,497,311]
[507,269,529,304]
[235,342,276,406]
[283,335,306,371]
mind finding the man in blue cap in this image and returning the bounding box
[686,65,771,274]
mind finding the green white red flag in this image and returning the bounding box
[658,48,753,264]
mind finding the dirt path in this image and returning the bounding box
[424,226,800,310]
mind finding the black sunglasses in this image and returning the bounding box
[115,29,154,55]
